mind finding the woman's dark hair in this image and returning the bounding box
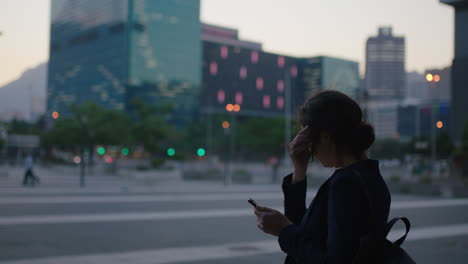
[298,90,375,157]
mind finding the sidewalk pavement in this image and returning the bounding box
[0,165,287,195]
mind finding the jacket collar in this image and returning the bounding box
[333,159,379,174]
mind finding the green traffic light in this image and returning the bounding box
[97,147,106,155]
[122,148,129,156]
[197,148,206,157]
[167,148,176,157]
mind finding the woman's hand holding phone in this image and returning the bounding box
[288,125,312,184]
[253,204,292,237]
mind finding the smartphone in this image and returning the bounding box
[248,198,258,208]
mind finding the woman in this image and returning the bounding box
[254,90,391,263]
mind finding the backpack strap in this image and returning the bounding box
[353,169,412,247]
[352,170,380,236]
[386,217,411,247]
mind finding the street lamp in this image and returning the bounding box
[223,103,240,185]
[426,73,442,177]
[78,115,89,187]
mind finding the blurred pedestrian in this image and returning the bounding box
[253,90,403,263]
[22,153,40,187]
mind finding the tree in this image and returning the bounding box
[436,131,454,159]
[235,116,294,161]
[7,118,41,135]
[41,117,82,148]
[461,120,468,153]
[369,138,407,159]
[408,136,431,157]
[43,102,133,164]
[0,137,4,150]
[130,98,175,157]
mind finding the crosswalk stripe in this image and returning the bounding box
[1,196,468,225]
[0,192,297,204]
[0,209,255,225]
[0,191,467,208]
[391,199,468,209]
[1,223,468,264]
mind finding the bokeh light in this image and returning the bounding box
[121,148,129,156]
[52,111,60,119]
[73,156,81,164]
[97,147,106,155]
[197,148,206,157]
[167,148,176,156]
[436,121,444,129]
[222,121,230,128]
[426,73,433,82]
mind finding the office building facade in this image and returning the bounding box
[367,100,400,139]
[365,26,406,100]
[441,0,468,144]
[367,99,450,140]
[201,25,302,117]
[299,56,360,100]
[406,71,429,100]
[47,0,201,125]
[398,100,450,140]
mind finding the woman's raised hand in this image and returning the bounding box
[288,125,312,183]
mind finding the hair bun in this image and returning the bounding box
[350,121,375,152]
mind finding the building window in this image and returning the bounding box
[277,96,284,109]
[151,12,163,20]
[133,22,146,32]
[68,31,99,47]
[290,65,298,77]
[217,90,225,103]
[277,80,284,92]
[251,51,259,64]
[210,62,218,75]
[235,91,243,105]
[51,42,61,53]
[263,95,271,108]
[240,66,247,79]
[277,56,285,68]
[221,46,229,59]
[256,77,264,90]
[109,22,125,34]
[169,16,178,24]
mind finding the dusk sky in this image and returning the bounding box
[0,0,454,87]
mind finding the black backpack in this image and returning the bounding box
[352,170,416,264]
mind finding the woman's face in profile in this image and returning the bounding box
[306,129,335,168]
[300,125,335,167]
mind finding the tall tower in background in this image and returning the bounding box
[441,0,468,144]
[365,26,406,100]
[47,0,201,126]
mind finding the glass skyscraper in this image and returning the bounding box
[299,56,360,100]
[365,26,405,100]
[47,0,201,125]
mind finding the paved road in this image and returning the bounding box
[0,178,467,263]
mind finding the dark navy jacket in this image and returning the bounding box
[278,159,391,264]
